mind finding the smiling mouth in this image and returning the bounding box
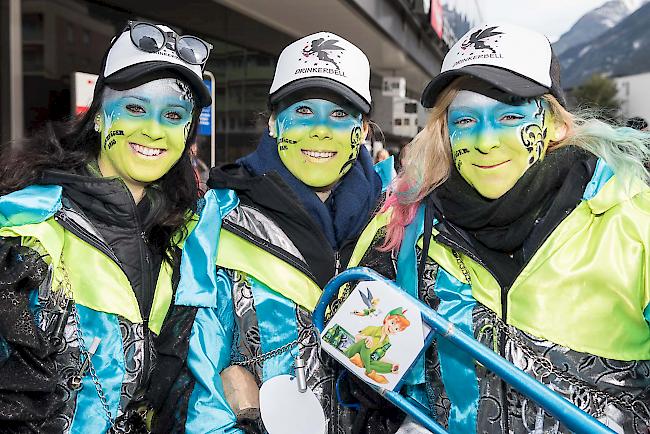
[129,142,166,158]
[473,160,510,169]
[301,149,337,160]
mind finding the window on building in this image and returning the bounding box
[67,24,74,44]
[404,102,417,113]
[22,13,44,41]
[394,118,402,126]
[23,45,44,73]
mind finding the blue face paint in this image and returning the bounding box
[447,90,555,199]
[275,98,364,188]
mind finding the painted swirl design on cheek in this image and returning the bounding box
[520,99,549,166]
[339,119,363,175]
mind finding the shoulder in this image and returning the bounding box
[584,159,650,216]
[0,184,62,228]
[198,188,241,222]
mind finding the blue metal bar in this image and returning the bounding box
[314,267,614,434]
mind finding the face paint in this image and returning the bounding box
[97,78,195,186]
[275,98,364,188]
[447,90,555,199]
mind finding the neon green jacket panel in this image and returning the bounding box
[504,176,650,360]
[0,217,174,334]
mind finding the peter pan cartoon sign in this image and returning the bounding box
[321,281,426,390]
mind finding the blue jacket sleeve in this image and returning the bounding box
[184,270,241,433]
[175,188,243,433]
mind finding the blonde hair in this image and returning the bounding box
[382,80,650,251]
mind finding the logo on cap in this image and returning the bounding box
[460,26,503,54]
[301,38,345,70]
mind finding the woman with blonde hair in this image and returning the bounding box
[346,23,650,433]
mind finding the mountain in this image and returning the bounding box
[553,0,649,55]
[559,2,650,88]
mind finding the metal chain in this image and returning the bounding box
[231,338,300,366]
[452,250,472,285]
[494,317,636,416]
[58,258,117,431]
[452,250,635,417]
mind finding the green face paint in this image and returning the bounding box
[447,90,555,199]
[97,78,195,186]
[275,98,364,188]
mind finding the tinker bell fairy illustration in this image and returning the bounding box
[345,307,410,384]
[352,288,381,317]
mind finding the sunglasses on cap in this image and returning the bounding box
[126,21,212,69]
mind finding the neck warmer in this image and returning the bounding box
[238,130,382,250]
[434,146,595,286]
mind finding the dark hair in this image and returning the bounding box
[0,81,200,265]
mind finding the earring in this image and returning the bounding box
[94,123,100,132]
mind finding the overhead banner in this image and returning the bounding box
[430,0,444,38]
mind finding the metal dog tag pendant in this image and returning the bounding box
[259,375,325,434]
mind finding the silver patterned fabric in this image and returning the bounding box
[32,274,81,433]
[118,319,156,416]
[229,270,356,434]
[31,268,155,433]
[412,249,650,434]
[225,201,357,433]
[224,204,304,260]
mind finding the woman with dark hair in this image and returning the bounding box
[346,23,650,433]
[0,21,211,432]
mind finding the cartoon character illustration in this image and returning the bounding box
[302,38,345,70]
[352,288,381,317]
[460,26,503,53]
[345,307,411,384]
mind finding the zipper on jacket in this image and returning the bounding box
[57,204,155,394]
[139,230,152,386]
[55,210,123,270]
[334,251,341,275]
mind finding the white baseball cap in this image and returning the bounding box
[99,22,212,107]
[421,23,566,108]
[269,32,372,114]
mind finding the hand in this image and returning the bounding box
[365,337,374,347]
[391,364,399,373]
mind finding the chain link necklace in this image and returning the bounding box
[56,257,117,431]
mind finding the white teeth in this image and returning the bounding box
[302,150,336,159]
[131,143,164,157]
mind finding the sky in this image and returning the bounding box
[445,0,610,42]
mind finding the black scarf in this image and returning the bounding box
[434,146,596,286]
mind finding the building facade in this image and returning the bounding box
[615,71,650,126]
[1,0,448,164]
